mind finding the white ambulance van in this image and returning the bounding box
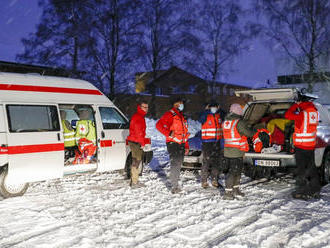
[0,72,130,198]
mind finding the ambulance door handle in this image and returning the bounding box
[57,133,61,141]
[101,131,105,139]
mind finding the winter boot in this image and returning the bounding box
[233,185,245,197]
[291,191,310,201]
[223,189,234,200]
[211,179,219,188]
[130,181,146,189]
[201,181,209,189]
[171,187,182,194]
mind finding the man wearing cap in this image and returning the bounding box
[156,98,190,194]
[199,102,223,189]
[222,103,255,200]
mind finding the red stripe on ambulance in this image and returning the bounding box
[7,143,64,155]
[100,140,113,147]
[0,84,103,95]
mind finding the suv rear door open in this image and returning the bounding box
[235,88,298,101]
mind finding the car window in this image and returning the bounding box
[7,105,60,132]
[99,107,128,129]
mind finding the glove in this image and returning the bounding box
[143,144,152,152]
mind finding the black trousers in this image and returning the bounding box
[224,157,243,189]
[166,142,185,189]
[295,148,321,195]
[201,141,221,182]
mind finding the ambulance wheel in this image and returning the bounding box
[124,153,132,179]
[0,168,29,198]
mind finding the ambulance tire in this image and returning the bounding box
[0,167,29,198]
[124,153,132,179]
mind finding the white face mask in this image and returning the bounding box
[178,103,184,111]
[210,107,218,114]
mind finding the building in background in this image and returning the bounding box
[115,66,251,119]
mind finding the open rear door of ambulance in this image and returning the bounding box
[5,103,64,183]
[96,105,129,172]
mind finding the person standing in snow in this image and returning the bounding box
[156,97,190,194]
[284,98,321,200]
[199,101,223,189]
[222,103,254,200]
[126,101,151,188]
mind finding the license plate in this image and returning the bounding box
[255,160,280,167]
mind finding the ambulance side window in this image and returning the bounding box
[7,105,60,132]
[99,107,128,129]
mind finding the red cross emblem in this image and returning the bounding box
[80,126,85,132]
[309,112,317,124]
[224,121,231,129]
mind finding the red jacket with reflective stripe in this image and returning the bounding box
[201,113,222,141]
[222,119,249,152]
[156,108,189,149]
[126,105,150,146]
[285,102,318,150]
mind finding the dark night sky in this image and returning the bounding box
[0,0,278,88]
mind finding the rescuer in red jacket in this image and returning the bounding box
[156,97,190,194]
[126,101,151,188]
[199,102,223,189]
[285,99,321,200]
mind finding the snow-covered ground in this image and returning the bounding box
[1,119,330,248]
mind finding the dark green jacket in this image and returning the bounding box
[224,113,255,158]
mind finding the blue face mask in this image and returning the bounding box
[178,103,184,111]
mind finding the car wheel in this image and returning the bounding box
[0,168,29,198]
[243,164,258,180]
[320,151,330,185]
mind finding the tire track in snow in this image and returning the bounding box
[0,222,75,248]
[167,187,292,248]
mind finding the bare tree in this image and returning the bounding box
[87,0,143,98]
[253,0,330,91]
[138,0,191,116]
[17,0,92,74]
[191,0,252,96]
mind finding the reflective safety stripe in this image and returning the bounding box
[62,120,76,147]
[295,138,316,142]
[201,114,222,140]
[295,132,316,137]
[222,119,248,151]
[64,132,75,137]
